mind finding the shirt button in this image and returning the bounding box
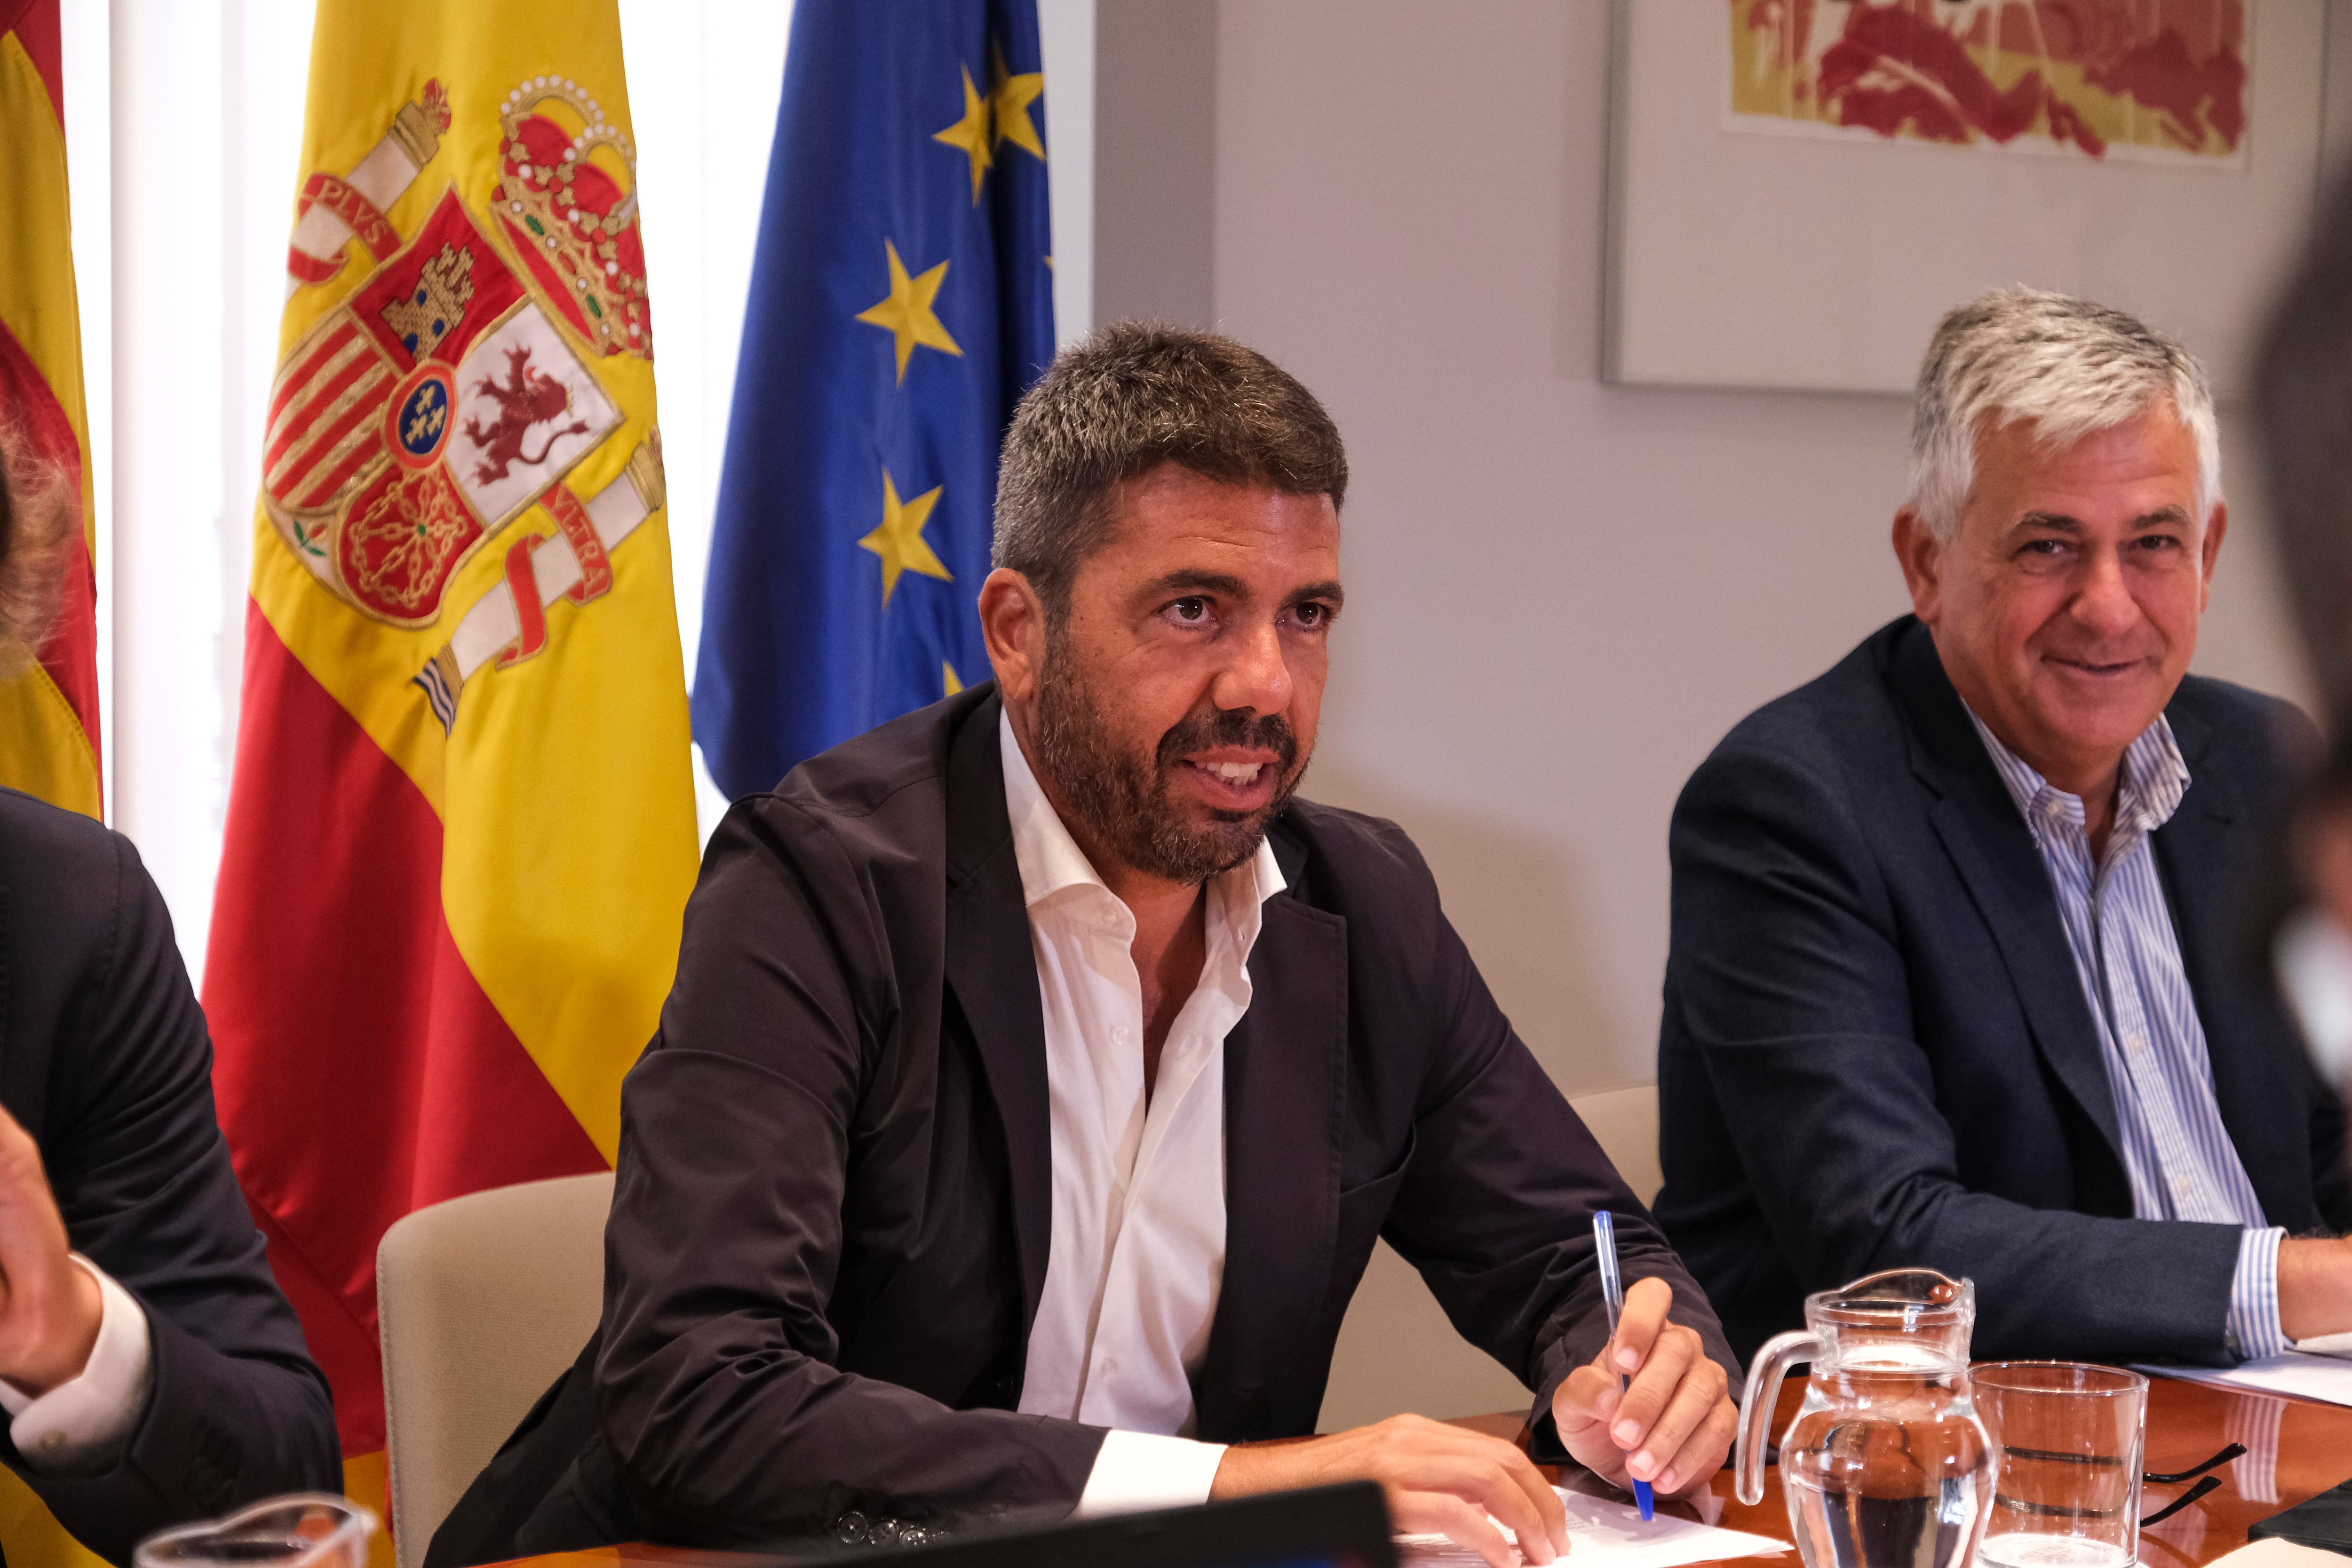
[2127,1033,2148,1056]
[2171,1173,2193,1198]
[1112,1026,1130,1046]
[37,1432,64,1454]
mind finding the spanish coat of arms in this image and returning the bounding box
[266,76,659,647]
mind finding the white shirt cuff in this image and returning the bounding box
[1073,1429,1229,1517]
[0,1256,153,1474]
[2226,1227,2288,1362]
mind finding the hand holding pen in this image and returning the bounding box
[1594,1212,1655,1520]
[1549,1211,1741,1508]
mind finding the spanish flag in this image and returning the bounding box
[203,0,698,1524]
[0,0,102,819]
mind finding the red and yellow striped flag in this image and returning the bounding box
[203,0,698,1521]
[0,0,102,819]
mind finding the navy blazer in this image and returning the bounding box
[429,684,1735,1562]
[1656,617,2352,1368]
[0,789,340,1565]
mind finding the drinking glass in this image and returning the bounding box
[135,1494,377,1568]
[1974,1362,2147,1568]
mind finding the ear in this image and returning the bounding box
[979,567,1048,706]
[2198,501,2229,612]
[1892,507,1945,627]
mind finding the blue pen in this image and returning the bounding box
[1592,1210,1656,1522]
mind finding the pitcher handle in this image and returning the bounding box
[1734,1329,1822,1506]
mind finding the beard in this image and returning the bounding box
[1030,641,1308,886]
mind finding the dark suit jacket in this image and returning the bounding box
[1656,617,2352,1369]
[0,789,340,1566]
[431,685,1737,1563]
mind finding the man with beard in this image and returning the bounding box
[430,325,1738,1568]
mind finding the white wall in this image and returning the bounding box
[1176,0,2316,1429]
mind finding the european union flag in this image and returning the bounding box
[693,0,1055,798]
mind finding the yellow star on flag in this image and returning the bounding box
[861,468,952,605]
[990,39,1045,161]
[855,239,963,383]
[943,661,965,696]
[933,64,993,202]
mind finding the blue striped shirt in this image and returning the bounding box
[1966,708,2286,1360]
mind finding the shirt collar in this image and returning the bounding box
[1963,702,2190,843]
[998,707,1286,916]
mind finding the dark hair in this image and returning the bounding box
[0,418,76,670]
[992,321,1348,618]
[2257,165,2352,716]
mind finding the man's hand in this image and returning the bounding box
[0,1103,99,1397]
[2280,1236,2352,1342]
[1212,1414,1566,1568]
[1552,1277,1735,1499]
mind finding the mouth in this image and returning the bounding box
[2046,653,2148,681]
[1177,752,1283,811]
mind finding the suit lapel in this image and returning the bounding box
[1192,878,1347,1442]
[1891,623,2124,1164]
[940,694,1054,1335]
[2148,706,2303,1222]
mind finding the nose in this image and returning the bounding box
[2070,544,2142,638]
[1209,618,1293,719]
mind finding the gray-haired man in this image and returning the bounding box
[1656,288,2352,1367]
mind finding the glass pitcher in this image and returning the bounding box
[1734,1269,1996,1568]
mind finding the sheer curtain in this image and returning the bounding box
[61,0,1093,986]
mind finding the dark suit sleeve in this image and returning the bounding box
[1369,856,1738,1467]
[24,834,341,1565]
[592,803,1100,1546]
[1669,743,2243,1362]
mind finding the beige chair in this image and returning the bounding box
[1568,1084,1662,1208]
[376,1171,615,1568]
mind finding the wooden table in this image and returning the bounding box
[501,1375,2352,1568]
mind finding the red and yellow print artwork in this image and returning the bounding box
[1732,0,2249,162]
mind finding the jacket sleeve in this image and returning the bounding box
[592,802,1101,1547]
[1668,741,2244,1363]
[24,834,341,1566]
[1370,860,1739,1466]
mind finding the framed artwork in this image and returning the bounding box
[1603,0,2327,397]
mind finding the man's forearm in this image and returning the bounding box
[2279,1235,2352,1341]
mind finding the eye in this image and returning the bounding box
[1294,602,1326,627]
[1167,597,1209,623]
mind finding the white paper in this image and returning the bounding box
[2134,1353,2352,1408]
[1398,1485,1790,1567]
[2290,1330,2352,1358]
[2199,1540,2351,1568]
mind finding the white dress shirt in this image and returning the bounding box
[0,1256,152,1474]
[1001,712,1284,1514]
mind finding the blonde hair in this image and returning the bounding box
[0,418,80,674]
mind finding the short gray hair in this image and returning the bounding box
[1908,287,2220,541]
[993,321,1347,618]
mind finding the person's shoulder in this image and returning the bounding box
[1272,796,1437,906]
[694,688,989,910]
[769,687,985,822]
[0,788,130,907]
[2170,671,2309,743]
[2169,673,2316,786]
[1700,619,1916,787]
